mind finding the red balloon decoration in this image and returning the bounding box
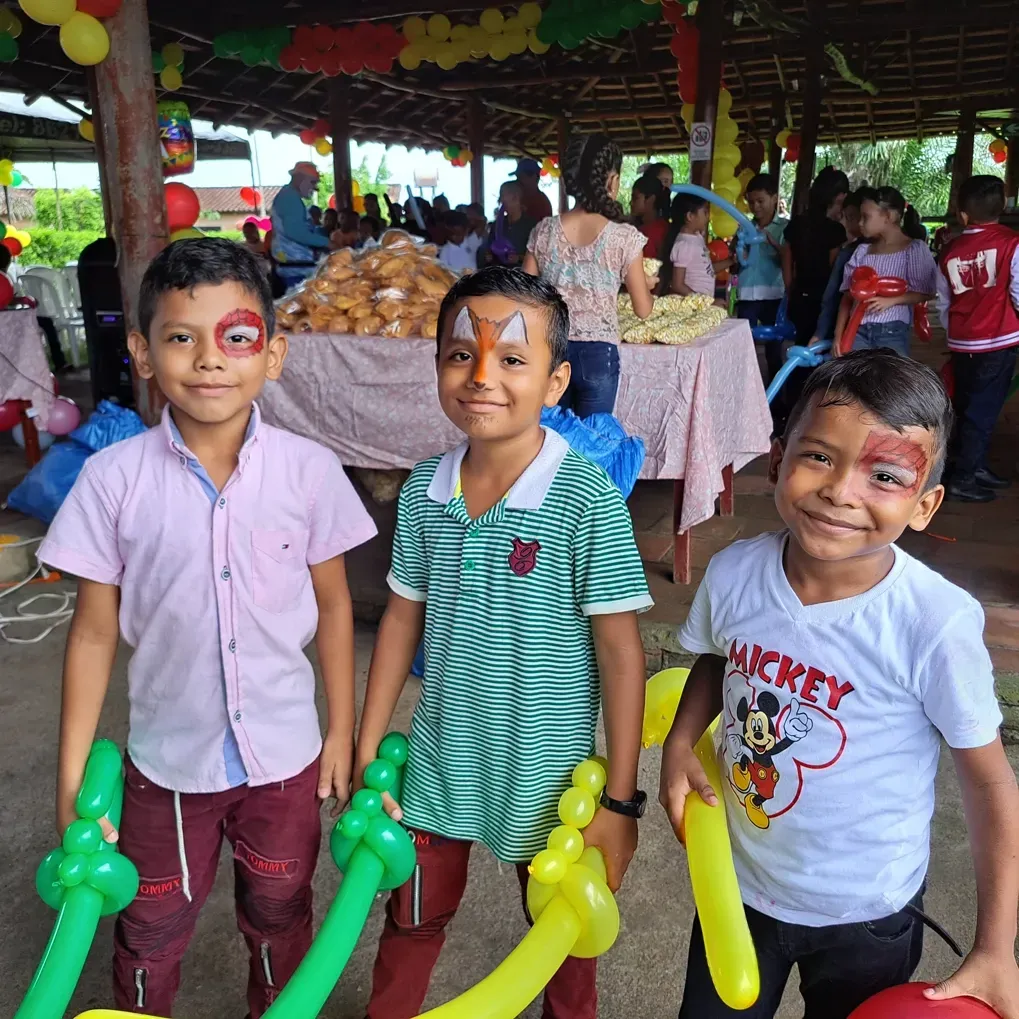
[76,0,122,14]
[914,303,932,342]
[2,236,22,257]
[0,399,21,432]
[838,267,908,354]
[301,51,323,73]
[283,20,405,77]
[239,186,261,207]
[993,149,1007,164]
[661,0,687,25]
[848,983,999,1018]
[312,23,335,51]
[707,239,730,261]
[299,127,316,145]
[670,15,700,103]
[0,271,14,311]
[279,45,301,72]
[292,24,316,55]
[164,181,201,233]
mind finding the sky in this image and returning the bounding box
[2,91,556,219]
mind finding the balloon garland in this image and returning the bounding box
[775,127,801,163]
[164,180,203,241]
[541,153,561,178]
[989,137,1008,165]
[535,0,661,51]
[152,41,185,91]
[19,0,116,66]
[0,7,22,62]
[442,144,474,167]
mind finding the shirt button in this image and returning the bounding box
[221,567,231,580]
[468,528,479,538]
[234,711,242,722]
[464,560,475,572]
[228,638,236,653]
[219,497,226,508]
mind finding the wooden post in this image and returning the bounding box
[86,69,112,233]
[1007,133,1019,205]
[792,31,824,214]
[557,116,569,213]
[467,98,484,208]
[329,79,352,212]
[689,0,724,189]
[92,0,167,423]
[949,102,976,220]
[768,95,784,183]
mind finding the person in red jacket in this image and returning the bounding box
[937,175,1019,502]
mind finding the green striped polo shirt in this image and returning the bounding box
[388,429,653,862]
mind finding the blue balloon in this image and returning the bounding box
[765,340,832,405]
[670,184,764,243]
[752,298,797,344]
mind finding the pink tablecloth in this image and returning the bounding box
[0,308,54,425]
[262,318,772,531]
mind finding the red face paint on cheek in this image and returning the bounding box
[855,432,929,496]
[215,308,265,358]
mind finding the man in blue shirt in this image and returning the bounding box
[270,161,330,290]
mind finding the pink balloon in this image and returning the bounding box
[46,396,81,436]
[257,217,272,231]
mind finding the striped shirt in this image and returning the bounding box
[388,429,653,862]
[841,240,938,325]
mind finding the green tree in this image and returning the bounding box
[33,187,105,231]
[620,154,690,212]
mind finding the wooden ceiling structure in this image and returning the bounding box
[1,0,1017,158]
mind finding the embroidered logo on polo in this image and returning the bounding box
[508,537,541,577]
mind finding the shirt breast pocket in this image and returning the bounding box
[251,529,309,614]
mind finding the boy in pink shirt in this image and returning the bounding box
[39,238,376,1016]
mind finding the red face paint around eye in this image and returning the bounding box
[855,432,929,496]
[214,308,265,358]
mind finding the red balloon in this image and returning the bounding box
[279,45,301,72]
[76,0,121,14]
[0,399,21,432]
[914,303,932,342]
[299,127,316,145]
[340,55,363,75]
[848,984,999,1018]
[292,24,316,54]
[366,53,393,74]
[352,21,375,46]
[375,23,403,57]
[239,186,255,206]
[312,117,330,137]
[332,27,353,56]
[2,236,22,257]
[164,181,200,232]
[0,271,13,310]
[328,194,337,210]
[677,64,699,101]
[312,23,335,51]
[321,49,343,76]
[662,0,686,25]
[708,238,730,260]
[993,149,1007,164]
[301,51,323,73]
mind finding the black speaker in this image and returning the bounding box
[77,237,134,409]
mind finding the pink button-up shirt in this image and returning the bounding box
[39,404,377,793]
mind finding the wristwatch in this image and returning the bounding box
[600,788,648,819]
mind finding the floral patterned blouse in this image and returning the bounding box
[528,217,646,345]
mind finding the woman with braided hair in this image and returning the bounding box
[524,132,657,416]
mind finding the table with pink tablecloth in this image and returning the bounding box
[262,318,772,581]
[0,308,54,424]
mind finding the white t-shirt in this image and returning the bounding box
[679,531,1001,927]
[439,240,477,272]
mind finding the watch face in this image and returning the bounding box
[634,790,648,817]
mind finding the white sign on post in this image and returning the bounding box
[689,121,713,161]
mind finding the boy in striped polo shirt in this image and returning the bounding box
[356,267,652,1019]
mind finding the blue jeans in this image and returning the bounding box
[560,341,620,417]
[852,320,911,357]
[950,346,1018,480]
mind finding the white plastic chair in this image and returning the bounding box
[17,273,86,368]
[61,267,82,313]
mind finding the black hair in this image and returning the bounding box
[360,215,381,237]
[138,237,274,339]
[563,132,625,221]
[649,161,673,179]
[364,192,379,204]
[632,172,669,218]
[467,202,484,217]
[746,173,778,196]
[435,265,569,371]
[958,174,1006,223]
[807,166,850,220]
[664,191,710,264]
[339,210,360,232]
[862,185,926,240]
[500,179,523,196]
[783,350,953,489]
[444,210,469,230]
[843,189,867,211]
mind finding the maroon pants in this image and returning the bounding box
[113,757,322,1017]
[367,829,597,1019]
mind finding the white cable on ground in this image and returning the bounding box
[0,536,76,644]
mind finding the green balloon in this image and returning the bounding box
[241,44,263,67]
[536,18,559,44]
[0,32,18,62]
[151,50,165,72]
[212,34,232,59]
[220,29,245,56]
[558,28,583,49]
[363,757,397,793]
[620,2,644,28]
[378,732,409,767]
[0,221,7,240]
[352,787,382,816]
[10,170,21,187]
[640,1,662,21]
[269,24,291,48]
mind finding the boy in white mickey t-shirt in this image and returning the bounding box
[660,351,1019,1019]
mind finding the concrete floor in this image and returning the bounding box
[0,597,1006,1018]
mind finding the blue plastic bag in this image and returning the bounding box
[540,406,645,497]
[7,401,148,524]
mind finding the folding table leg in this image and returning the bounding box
[719,463,734,517]
[672,478,691,585]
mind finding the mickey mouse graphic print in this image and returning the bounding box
[679,531,1002,926]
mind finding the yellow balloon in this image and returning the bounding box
[547,825,585,863]
[680,102,695,126]
[479,6,504,33]
[738,166,756,185]
[78,118,94,141]
[716,179,741,202]
[18,0,74,26]
[711,158,738,184]
[518,1,543,27]
[416,37,437,62]
[527,29,550,54]
[159,64,182,90]
[314,137,332,155]
[450,38,472,62]
[571,759,607,797]
[7,12,21,36]
[450,22,469,40]
[715,142,741,167]
[775,127,792,148]
[503,14,523,33]
[465,24,488,51]
[528,849,568,884]
[169,227,203,242]
[0,170,11,187]
[353,195,366,214]
[717,87,733,116]
[736,196,750,213]
[641,667,689,747]
[711,208,739,238]
[0,9,12,32]
[402,15,426,41]
[557,786,596,828]
[161,41,184,67]
[427,12,451,40]
[715,116,739,147]
[15,230,29,247]
[488,35,511,61]
[461,149,473,162]
[504,29,527,54]
[60,12,109,65]
[351,179,360,196]
[435,43,458,70]
[398,44,422,70]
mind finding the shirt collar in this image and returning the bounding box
[162,402,261,462]
[426,427,570,511]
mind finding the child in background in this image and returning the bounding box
[464,202,487,262]
[631,172,670,261]
[937,175,1019,503]
[359,215,382,249]
[357,266,651,1019]
[481,180,537,267]
[40,239,376,1016]
[438,211,477,272]
[735,173,789,379]
[668,192,717,298]
[322,207,338,237]
[835,187,937,357]
[331,210,360,250]
[661,351,1019,1019]
[811,189,865,346]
